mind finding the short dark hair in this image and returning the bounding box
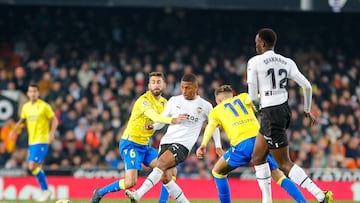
[29,83,39,90]
[181,73,197,84]
[214,85,233,96]
[149,72,165,80]
[258,28,277,48]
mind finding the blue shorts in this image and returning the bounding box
[119,139,158,170]
[28,144,49,164]
[223,137,278,170]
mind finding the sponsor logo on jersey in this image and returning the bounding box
[142,100,150,106]
[196,107,203,115]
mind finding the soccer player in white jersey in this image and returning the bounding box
[247,28,333,203]
[89,72,187,203]
[126,73,222,203]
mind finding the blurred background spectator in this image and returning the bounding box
[0,6,360,177]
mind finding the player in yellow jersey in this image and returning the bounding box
[10,83,58,202]
[196,85,307,203]
[90,72,187,203]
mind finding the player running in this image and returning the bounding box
[196,85,307,203]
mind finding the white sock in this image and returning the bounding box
[137,167,163,198]
[164,180,189,203]
[288,164,325,201]
[254,163,272,203]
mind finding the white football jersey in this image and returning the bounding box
[247,50,312,109]
[157,95,214,151]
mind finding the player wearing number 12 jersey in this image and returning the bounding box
[247,28,332,203]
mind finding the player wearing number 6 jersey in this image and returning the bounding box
[90,72,187,203]
[196,85,306,203]
[247,28,333,203]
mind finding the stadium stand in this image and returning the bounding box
[0,6,360,177]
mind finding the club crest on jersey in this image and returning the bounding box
[143,100,150,106]
[196,107,203,115]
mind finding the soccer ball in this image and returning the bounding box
[55,199,71,203]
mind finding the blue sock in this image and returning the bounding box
[158,184,169,203]
[98,181,121,196]
[35,170,48,191]
[281,178,307,203]
[214,177,231,203]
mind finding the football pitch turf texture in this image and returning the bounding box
[0,200,355,203]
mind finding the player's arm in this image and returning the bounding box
[144,109,172,124]
[288,61,316,125]
[143,100,181,125]
[145,98,187,130]
[49,116,58,142]
[212,127,223,157]
[10,118,25,140]
[246,60,260,111]
[44,103,58,141]
[196,115,220,159]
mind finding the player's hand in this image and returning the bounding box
[144,124,154,130]
[171,113,188,124]
[215,147,224,157]
[49,133,55,143]
[9,131,15,140]
[304,111,317,126]
[196,145,206,159]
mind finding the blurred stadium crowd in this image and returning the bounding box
[0,6,360,177]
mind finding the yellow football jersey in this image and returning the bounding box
[122,91,169,145]
[21,99,55,145]
[203,93,259,146]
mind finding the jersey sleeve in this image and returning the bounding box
[20,105,26,119]
[152,97,175,130]
[211,127,221,148]
[141,98,172,124]
[246,58,257,84]
[287,60,312,112]
[44,103,55,119]
[246,58,260,103]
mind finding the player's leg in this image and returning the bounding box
[143,145,173,203]
[90,140,142,203]
[158,144,189,203]
[28,144,52,202]
[212,156,234,203]
[158,168,177,203]
[160,167,189,203]
[212,138,256,203]
[127,144,189,203]
[270,147,332,203]
[252,134,272,203]
[268,103,332,203]
[267,153,306,203]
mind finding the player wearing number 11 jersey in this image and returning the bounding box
[196,85,306,203]
[247,28,332,203]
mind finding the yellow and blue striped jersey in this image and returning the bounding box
[122,91,171,145]
[21,99,55,145]
[202,93,259,146]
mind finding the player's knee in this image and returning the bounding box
[212,169,228,178]
[30,166,41,175]
[161,174,172,184]
[28,163,38,172]
[277,162,293,175]
[156,161,170,171]
[252,154,266,165]
[124,178,137,189]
